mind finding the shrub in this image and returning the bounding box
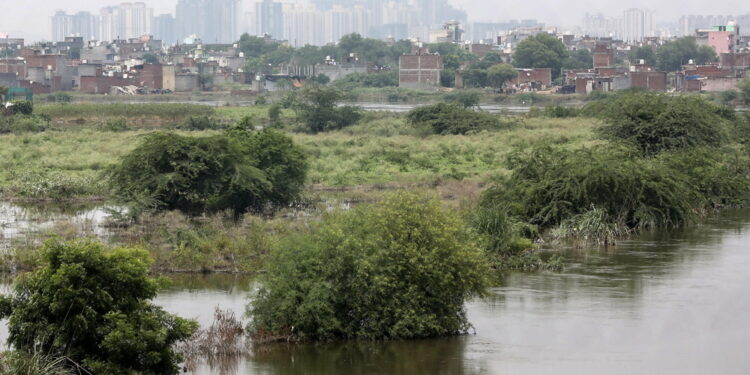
[248,192,490,342]
[543,105,579,118]
[9,100,33,115]
[98,117,129,132]
[178,115,218,130]
[109,128,307,214]
[481,144,700,231]
[480,143,750,238]
[406,103,515,135]
[443,91,482,108]
[296,86,362,133]
[46,92,73,103]
[268,103,282,127]
[0,240,198,375]
[0,115,48,133]
[585,92,728,156]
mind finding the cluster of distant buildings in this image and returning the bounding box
[3,8,750,96]
[50,0,467,47]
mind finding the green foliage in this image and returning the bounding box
[443,91,482,108]
[35,103,215,119]
[108,128,307,214]
[0,240,198,375]
[45,92,73,103]
[487,64,518,89]
[10,100,33,115]
[8,168,104,199]
[590,92,728,156]
[296,87,362,133]
[406,103,515,135]
[313,73,331,85]
[481,142,750,235]
[512,33,568,79]
[563,49,594,69]
[178,115,219,130]
[248,192,490,342]
[0,115,48,134]
[334,71,398,89]
[738,77,750,104]
[98,117,129,132]
[143,53,159,64]
[543,105,579,118]
[268,103,282,127]
[0,350,79,375]
[628,46,657,66]
[656,37,717,71]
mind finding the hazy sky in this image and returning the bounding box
[3,1,749,41]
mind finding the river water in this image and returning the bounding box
[1,208,749,374]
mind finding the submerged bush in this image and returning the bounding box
[0,240,198,375]
[178,115,219,130]
[248,192,490,342]
[98,117,129,132]
[480,143,750,238]
[584,92,729,156]
[406,103,516,135]
[108,127,307,214]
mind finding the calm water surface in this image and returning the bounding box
[1,209,749,374]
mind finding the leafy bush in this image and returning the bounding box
[584,92,728,156]
[9,100,33,115]
[0,240,198,375]
[443,91,482,108]
[480,143,750,236]
[296,87,362,133]
[334,71,398,88]
[178,115,219,130]
[98,117,129,132]
[248,192,490,342]
[406,103,516,135]
[46,92,73,103]
[109,128,307,214]
[543,105,579,118]
[0,115,48,133]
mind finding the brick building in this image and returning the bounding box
[399,47,443,90]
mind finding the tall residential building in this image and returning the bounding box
[176,0,238,43]
[72,12,99,41]
[284,5,325,46]
[325,6,371,44]
[257,0,284,39]
[153,14,176,45]
[99,3,153,41]
[51,11,73,41]
[623,8,654,43]
[51,11,99,41]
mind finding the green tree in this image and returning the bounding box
[592,92,728,156]
[512,33,569,79]
[108,128,307,214]
[248,192,490,342]
[656,37,717,72]
[737,77,750,104]
[487,64,518,89]
[296,86,362,132]
[628,46,656,66]
[563,49,593,69]
[0,240,198,375]
[143,53,159,64]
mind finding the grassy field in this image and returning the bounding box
[0,110,600,200]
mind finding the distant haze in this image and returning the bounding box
[4,0,749,41]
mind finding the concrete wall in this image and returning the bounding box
[162,65,175,91]
[175,73,199,92]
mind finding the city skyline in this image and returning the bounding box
[3,0,750,42]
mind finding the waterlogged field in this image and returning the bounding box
[0,112,600,199]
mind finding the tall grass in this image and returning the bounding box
[35,103,215,119]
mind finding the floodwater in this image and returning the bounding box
[1,207,750,374]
